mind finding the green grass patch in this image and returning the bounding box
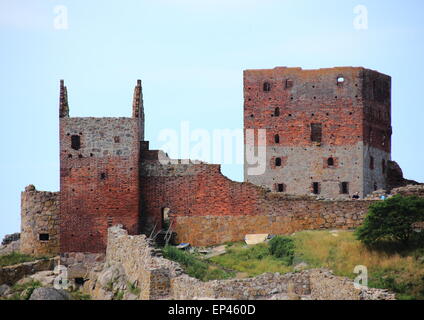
[0,252,44,267]
[162,245,235,281]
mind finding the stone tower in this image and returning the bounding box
[244,67,392,198]
[59,80,144,253]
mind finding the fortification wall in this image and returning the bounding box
[140,159,374,246]
[20,185,60,256]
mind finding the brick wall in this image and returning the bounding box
[59,117,141,253]
[243,67,391,198]
[140,156,374,246]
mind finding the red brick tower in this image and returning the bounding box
[244,67,391,198]
[59,80,143,253]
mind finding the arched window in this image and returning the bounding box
[327,157,334,166]
[274,134,280,144]
[275,157,282,167]
[263,82,271,92]
[274,107,280,116]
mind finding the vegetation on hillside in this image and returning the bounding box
[0,252,47,267]
[356,195,424,245]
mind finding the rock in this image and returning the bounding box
[1,233,20,246]
[294,262,309,271]
[29,287,71,300]
[30,271,56,287]
[0,284,11,296]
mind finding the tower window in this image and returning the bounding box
[382,159,386,174]
[39,233,50,241]
[277,184,285,192]
[275,157,282,167]
[340,182,349,194]
[312,182,320,195]
[71,135,81,150]
[285,79,293,89]
[327,157,334,166]
[114,136,120,143]
[370,156,374,170]
[274,107,280,116]
[310,123,322,143]
[100,172,107,180]
[263,82,271,92]
[337,76,345,85]
[274,134,280,144]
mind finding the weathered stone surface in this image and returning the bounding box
[0,284,11,296]
[1,233,20,246]
[0,240,20,256]
[20,186,60,256]
[0,258,57,286]
[29,287,71,300]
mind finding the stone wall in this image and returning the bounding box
[20,185,60,256]
[83,226,395,300]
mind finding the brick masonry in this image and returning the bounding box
[244,67,392,198]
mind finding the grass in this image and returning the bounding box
[0,280,43,300]
[210,242,292,277]
[162,245,235,281]
[0,252,47,267]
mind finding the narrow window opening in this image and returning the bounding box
[327,157,334,166]
[312,182,320,195]
[162,207,170,229]
[263,82,271,92]
[370,156,374,170]
[274,134,280,144]
[39,233,49,241]
[285,79,293,88]
[275,157,282,167]
[341,182,349,194]
[310,123,322,143]
[100,172,107,180]
[277,184,285,192]
[374,182,378,191]
[274,107,280,116]
[337,76,345,85]
[114,136,120,143]
[382,159,386,174]
[71,135,81,150]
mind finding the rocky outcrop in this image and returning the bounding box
[79,225,396,300]
[0,240,20,256]
[1,233,20,246]
[0,258,57,286]
[387,161,422,190]
[29,287,71,300]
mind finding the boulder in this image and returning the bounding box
[29,287,71,300]
[0,284,11,296]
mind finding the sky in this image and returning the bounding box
[0,0,423,240]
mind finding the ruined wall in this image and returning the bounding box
[20,185,60,256]
[58,80,143,254]
[140,156,374,246]
[243,67,391,198]
[84,226,395,300]
[172,199,371,246]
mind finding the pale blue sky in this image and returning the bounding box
[1,0,423,240]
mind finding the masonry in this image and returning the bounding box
[19,67,416,255]
[244,67,391,198]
